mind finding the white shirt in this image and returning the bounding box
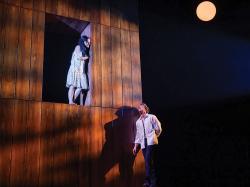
[134,113,162,149]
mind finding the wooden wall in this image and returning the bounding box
[0,0,142,107]
[0,0,143,186]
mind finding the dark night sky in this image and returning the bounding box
[138,2,250,186]
[139,0,250,110]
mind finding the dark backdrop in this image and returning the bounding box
[139,0,250,186]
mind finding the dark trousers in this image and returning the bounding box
[142,144,157,186]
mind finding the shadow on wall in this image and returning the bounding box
[97,106,140,187]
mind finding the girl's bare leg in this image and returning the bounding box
[74,88,82,103]
[68,86,75,104]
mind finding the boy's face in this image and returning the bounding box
[138,105,146,115]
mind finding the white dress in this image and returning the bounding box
[66,45,88,89]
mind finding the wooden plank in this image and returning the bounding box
[33,0,45,11]
[21,0,33,9]
[68,0,80,20]
[57,0,69,17]
[16,8,32,100]
[100,108,117,186]
[6,0,20,6]
[121,29,132,106]
[130,31,142,107]
[1,5,20,98]
[0,3,6,98]
[79,0,90,22]
[100,0,110,26]
[52,103,68,186]
[45,0,58,14]
[65,104,80,186]
[89,0,100,23]
[39,102,55,187]
[101,24,112,107]
[90,23,102,106]
[110,1,121,29]
[0,99,15,187]
[89,107,102,187]
[10,100,28,186]
[25,101,41,186]
[111,27,122,108]
[78,106,91,187]
[30,11,44,101]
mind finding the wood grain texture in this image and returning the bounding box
[0,99,15,187]
[20,0,33,9]
[10,100,28,186]
[100,0,110,26]
[130,31,142,107]
[0,0,143,185]
[111,27,123,108]
[25,101,41,186]
[33,0,45,11]
[79,0,90,22]
[121,29,132,106]
[91,23,102,106]
[1,5,19,98]
[57,0,69,17]
[89,107,102,187]
[78,106,91,187]
[110,1,121,29]
[16,8,32,99]
[0,3,5,98]
[89,0,100,23]
[45,0,58,14]
[39,102,55,187]
[29,11,44,100]
[70,0,81,20]
[101,24,112,107]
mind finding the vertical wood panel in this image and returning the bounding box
[16,8,32,99]
[52,103,65,186]
[111,28,122,108]
[0,99,14,187]
[68,0,80,20]
[110,1,121,28]
[0,3,5,98]
[57,0,69,17]
[91,23,102,106]
[33,0,45,11]
[79,0,90,22]
[10,100,28,186]
[45,0,58,14]
[40,103,55,187]
[130,31,142,106]
[25,101,41,186]
[101,25,112,107]
[21,0,33,9]
[121,29,132,106]
[30,11,44,100]
[78,107,91,187]
[6,0,20,6]
[1,5,19,98]
[89,0,100,23]
[65,105,80,186]
[101,108,118,186]
[90,107,102,187]
[100,0,110,26]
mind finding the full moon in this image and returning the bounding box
[196,1,216,21]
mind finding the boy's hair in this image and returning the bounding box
[140,103,150,113]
